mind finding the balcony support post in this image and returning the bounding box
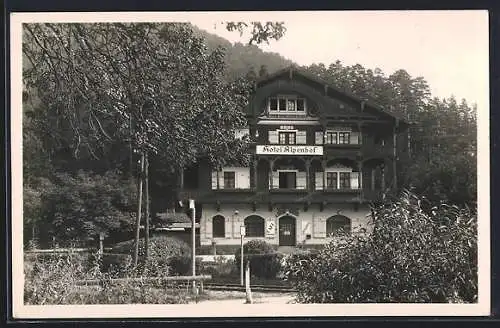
[357,161,362,189]
[179,166,184,189]
[357,121,363,145]
[305,159,311,191]
[216,167,220,190]
[269,158,275,189]
[393,123,398,190]
[252,157,258,190]
[322,158,327,190]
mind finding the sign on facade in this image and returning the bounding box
[265,220,276,235]
[240,226,246,237]
[256,145,323,155]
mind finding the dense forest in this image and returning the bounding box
[22,23,477,248]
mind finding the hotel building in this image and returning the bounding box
[177,66,409,253]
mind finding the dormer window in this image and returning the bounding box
[268,95,306,115]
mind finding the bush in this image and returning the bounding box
[198,256,236,277]
[234,240,282,279]
[111,236,192,276]
[24,251,101,304]
[283,191,477,303]
[24,252,190,305]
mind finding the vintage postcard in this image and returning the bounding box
[10,10,490,318]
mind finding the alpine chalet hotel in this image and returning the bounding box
[178,66,409,254]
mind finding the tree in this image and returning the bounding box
[39,170,137,246]
[302,60,476,203]
[23,23,253,265]
[224,22,286,45]
[284,192,477,303]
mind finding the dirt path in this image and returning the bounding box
[191,291,296,304]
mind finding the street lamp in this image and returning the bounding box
[240,224,246,286]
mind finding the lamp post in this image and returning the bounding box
[189,199,196,293]
[240,224,246,286]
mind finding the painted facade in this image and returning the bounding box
[177,66,408,253]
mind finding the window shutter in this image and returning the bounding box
[296,171,306,189]
[205,217,213,239]
[225,217,232,238]
[268,130,278,144]
[218,171,225,189]
[211,171,218,190]
[313,217,326,238]
[272,171,279,189]
[296,131,307,144]
[233,216,242,238]
[315,131,324,144]
[315,172,323,190]
[237,168,250,189]
[350,132,360,144]
[350,172,359,189]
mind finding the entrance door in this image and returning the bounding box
[279,216,296,246]
[279,171,296,189]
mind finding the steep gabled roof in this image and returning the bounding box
[256,65,409,125]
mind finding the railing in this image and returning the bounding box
[322,188,361,193]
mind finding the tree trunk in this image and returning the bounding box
[144,152,150,261]
[133,151,145,268]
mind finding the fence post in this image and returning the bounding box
[245,260,253,304]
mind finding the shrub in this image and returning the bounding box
[234,240,282,279]
[198,256,236,277]
[24,251,101,305]
[23,252,190,305]
[283,191,477,303]
[111,236,192,276]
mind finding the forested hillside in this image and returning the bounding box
[192,26,294,80]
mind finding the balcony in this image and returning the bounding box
[361,144,394,160]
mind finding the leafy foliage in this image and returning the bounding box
[24,251,189,304]
[39,170,137,244]
[284,191,477,303]
[225,22,287,45]
[111,236,193,276]
[234,240,283,279]
[23,23,252,171]
[303,61,477,204]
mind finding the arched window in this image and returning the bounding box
[212,215,225,238]
[326,215,351,237]
[244,215,265,237]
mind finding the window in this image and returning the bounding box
[326,172,338,189]
[326,131,338,144]
[279,131,296,145]
[339,172,351,189]
[278,99,286,111]
[268,96,307,114]
[338,132,350,144]
[279,171,297,189]
[297,99,305,111]
[244,216,265,237]
[325,130,352,144]
[269,98,278,111]
[223,171,235,189]
[212,215,225,238]
[326,215,351,237]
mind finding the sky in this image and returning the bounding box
[189,11,489,112]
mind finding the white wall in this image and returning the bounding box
[200,203,373,246]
